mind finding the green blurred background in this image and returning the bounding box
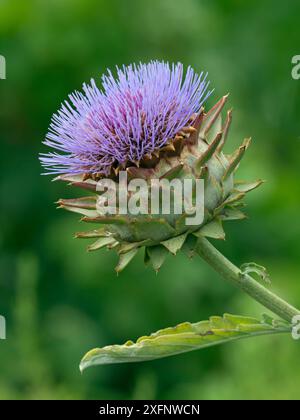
[1,0,300,400]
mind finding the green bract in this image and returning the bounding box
[57,96,263,272]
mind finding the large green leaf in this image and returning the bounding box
[80,314,291,371]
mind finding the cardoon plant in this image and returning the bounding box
[41,61,300,371]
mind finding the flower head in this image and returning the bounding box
[40,61,212,176]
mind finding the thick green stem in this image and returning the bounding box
[196,237,300,322]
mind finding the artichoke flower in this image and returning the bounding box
[41,61,261,272]
[41,61,299,369]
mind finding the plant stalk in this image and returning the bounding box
[196,237,300,322]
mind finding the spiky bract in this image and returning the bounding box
[57,96,263,272]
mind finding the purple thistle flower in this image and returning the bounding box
[40,61,212,176]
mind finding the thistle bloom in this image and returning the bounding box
[41,62,300,371]
[46,60,261,273]
[40,61,211,176]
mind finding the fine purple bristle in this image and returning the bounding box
[40,61,212,176]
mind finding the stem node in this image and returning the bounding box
[196,237,300,323]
